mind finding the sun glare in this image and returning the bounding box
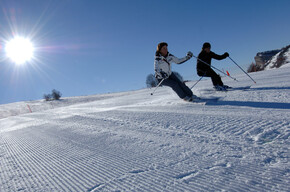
[5,37,34,65]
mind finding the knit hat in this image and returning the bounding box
[202,42,211,50]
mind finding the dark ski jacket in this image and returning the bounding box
[197,50,228,75]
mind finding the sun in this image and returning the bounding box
[5,36,34,65]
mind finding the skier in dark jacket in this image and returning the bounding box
[197,42,230,91]
[154,42,198,101]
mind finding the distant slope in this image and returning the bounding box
[0,91,132,119]
[265,45,290,69]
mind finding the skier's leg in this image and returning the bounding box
[162,77,189,99]
[170,73,193,97]
[206,68,224,86]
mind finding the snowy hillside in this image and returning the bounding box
[0,66,290,191]
[265,45,290,70]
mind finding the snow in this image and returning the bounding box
[0,67,290,191]
[265,47,290,70]
[285,49,290,63]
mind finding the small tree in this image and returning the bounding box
[146,74,158,88]
[43,94,52,101]
[43,89,62,101]
[52,89,62,100]
[247,62,256,73]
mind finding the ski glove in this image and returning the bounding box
[186,51,193,59]
[224,52,229,57]
[160,71,169,79]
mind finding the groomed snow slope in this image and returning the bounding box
[0,67,289,191]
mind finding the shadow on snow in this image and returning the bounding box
[245,86,290,91]
[207,100,290,110]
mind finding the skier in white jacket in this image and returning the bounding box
[154,42,198,101]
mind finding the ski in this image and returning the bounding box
[210,86,251,92]
[226,86,251,91]
[185,97,221,104]
[198,86,251,95]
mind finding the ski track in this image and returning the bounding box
[1,108,289,191]
[0,68,290,191]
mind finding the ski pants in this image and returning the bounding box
[197,68,223,86]
[159,73,193,99]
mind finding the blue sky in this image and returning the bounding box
[0,0,289,104]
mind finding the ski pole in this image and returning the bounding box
[150,78,165,95]
[228,56,256,84]
[192,55,238,82]
[190,75,204,90]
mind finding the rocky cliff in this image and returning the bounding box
[254,49,281,68]
[249,45,290,72]
[264,45,290,69]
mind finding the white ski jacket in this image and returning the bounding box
[154,52,189,79]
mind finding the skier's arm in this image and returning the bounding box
[171,52,192,64]
[211,51,229,60]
